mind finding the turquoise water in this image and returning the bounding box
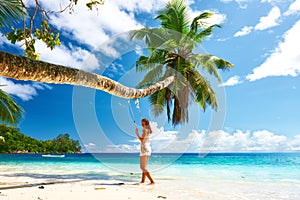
[1,153,300,184]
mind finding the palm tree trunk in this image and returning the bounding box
[0,51,174,99]
[172,96,182,125]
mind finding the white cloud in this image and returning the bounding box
[246,20,300,81]
[216,37,229,42]
[220,0,248,2]
[87,122,300,153]
[0,77,52,101]
[220,0,233,2]
[219,0,248,9]
[260,0,286,5]
[284,0,300,16]
[104,63,126,78]
[104,144,140,153]
[40,0,143,49]
[219,76,243,87]
[233,6,282,37]
[82,54,100,71]
[1,35,99,101]
[208,130,289,152]
[261,0,275,3]
[288,135,300,151]
[110,0,169,13]
[135,45,144,56]
[254,6,281,31]
[234,26,254,37]
[96,41,121,59]
[34,40,99,71]
[1,1,228,100]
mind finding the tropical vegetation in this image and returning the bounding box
[0,0,174,99]
[131,0,233,125]
[0,0,234,126]
[1,0,104,59]
[0,87,23,124]
[0,124,81,153]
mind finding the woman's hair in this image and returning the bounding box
[141,118,152,134]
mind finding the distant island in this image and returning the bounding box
[0,124,81,154]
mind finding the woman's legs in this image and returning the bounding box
[145,171,155,184]
[140,156,155,184]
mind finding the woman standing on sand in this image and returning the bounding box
[135,118,155,184]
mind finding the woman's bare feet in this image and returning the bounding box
[133,182,144,185]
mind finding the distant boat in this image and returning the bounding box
[42,154,65,158]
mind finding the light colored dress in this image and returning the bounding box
[140,128,151,156]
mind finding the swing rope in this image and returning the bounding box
[134,99,142,121]
[128,98,142,127]
[128,99,136,126]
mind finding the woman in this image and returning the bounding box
[135,118,155,184]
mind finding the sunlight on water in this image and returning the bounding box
[1,153,300,183]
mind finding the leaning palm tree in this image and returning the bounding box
[0,51,174,99]
[0,87,23,124]
[130,0,233,125]
[0,0,174,99]
[0,0,175,99]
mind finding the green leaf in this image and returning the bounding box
[0,0,23,28]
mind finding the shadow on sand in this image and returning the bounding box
[0,172,136,190]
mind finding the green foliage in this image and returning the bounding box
[0,89,23,124]
[0,0,104,60]
[5,18,61,59]
[0,124,81,153]
[86,0,105,10]
[131,0,234,125]
[34,20,61,50]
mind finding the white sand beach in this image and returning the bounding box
[1,171,300,200]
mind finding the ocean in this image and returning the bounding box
[1,153,300,199]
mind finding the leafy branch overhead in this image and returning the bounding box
[0,0,104,59]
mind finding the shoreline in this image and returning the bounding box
[1,151,299,155]
[1,153,300,200]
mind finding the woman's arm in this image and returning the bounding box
[135,128,146,143]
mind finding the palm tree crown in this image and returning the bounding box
[131,0,234,125]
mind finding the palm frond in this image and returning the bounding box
[154,38,178,52]
[188,70,217,111]
[188,12,214,37]
[193,24,222,42]
[135,50,167,72]
[156,0,189,35]
[0,0,23,28]
[135,56,150,72]
[130,27,167,48]
[149,88,167,116]
[137,64,164,88]
[189,54,234,82]
[0,89,23,124]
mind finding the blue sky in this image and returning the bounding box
[1,0,300,152]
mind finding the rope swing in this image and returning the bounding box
[128,98,142,127]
